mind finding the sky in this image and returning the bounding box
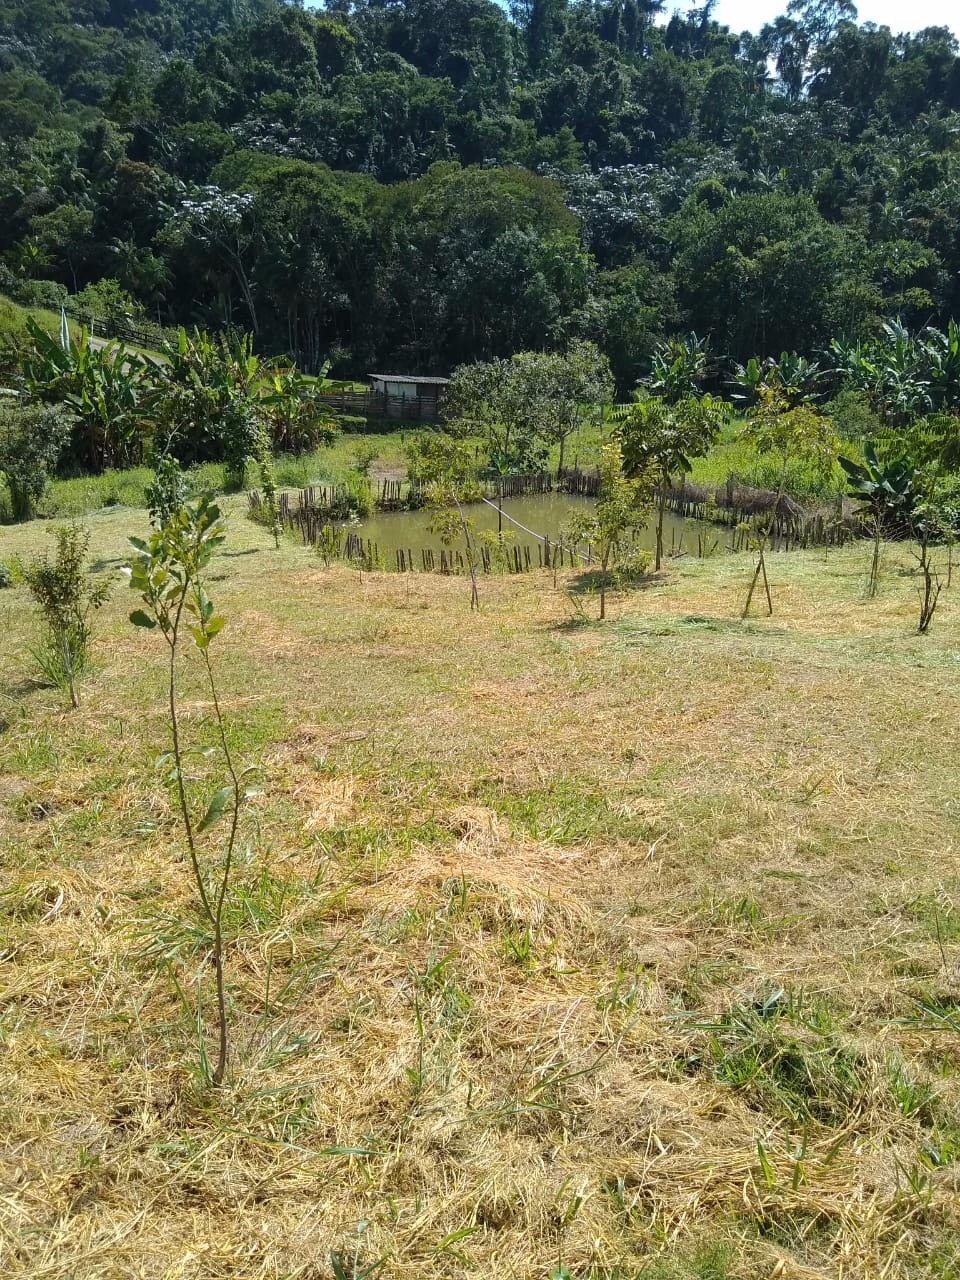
[305,0,959,42]
[705,0,958,36]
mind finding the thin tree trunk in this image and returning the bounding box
[744,476,784,618]
[452,487,480,611]
[868,519,882,598]
[164,611,226,1086]
[203,650,241,1088]
[62,632,78,709]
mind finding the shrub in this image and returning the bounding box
[329,413,367,434]
[0,295,36,381]
[13,279,68,311]
[0,404,71,521]
[68,278,140,332]
[21,524,111,707]
[146,455,189,527]
[824,387,882,442]
[352,440,379,476]
[616,545,653,581]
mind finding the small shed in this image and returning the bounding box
[368,374,449,419]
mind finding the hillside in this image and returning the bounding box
[0,1,958,385]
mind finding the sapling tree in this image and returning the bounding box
[22,524,111,707]
[908,467,960,634]
[253,426,282,548]
[838,441,915,598]
[618,394,728,571]
[564,438,654,619]
[510,341,614,476]
[146,454,188,527]
[444,357,544,475]
[408,432,482,609]
[738,392,837,617]
[128,492,252,1085]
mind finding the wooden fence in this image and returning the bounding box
[372,469,600,514]
[318,389,443,422]
[314,532,596,576]
[253,465,861,579]
[661,475,861,550]
[78,311,180,351]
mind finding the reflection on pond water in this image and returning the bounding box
[352,491,729,560]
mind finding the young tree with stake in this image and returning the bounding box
[838,441,915,599]
[738,391,837,617]
[407,432,483,610]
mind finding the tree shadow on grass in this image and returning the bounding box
[0,677,47,733]
[617,612,791,641]
[554,568,664,630]
[3,676,47,701]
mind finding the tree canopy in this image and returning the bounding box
[1,0,959,384]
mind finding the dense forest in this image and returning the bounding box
[1,0,959,388]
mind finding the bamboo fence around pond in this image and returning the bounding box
[662,475,862,551]
[250,468,863,578]
[373,469,600,514]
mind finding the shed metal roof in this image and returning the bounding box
[368,374,449,385]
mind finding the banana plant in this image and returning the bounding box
[776,352,825,403]
[257,363,338,455]
[838,440,915,597]
[151,327,268,480]
[922,320,960,412]
[22,317,151,472]
[644,333,712,403]
[729,355,767,408]
[730,352,824,408]
[829,324,936,425]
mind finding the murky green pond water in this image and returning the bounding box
[352,492,729,560]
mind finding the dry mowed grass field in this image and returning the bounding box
[2,503,960,1280]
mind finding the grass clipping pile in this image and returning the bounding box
[1,521,960,1279]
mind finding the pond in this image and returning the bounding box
[351,491,730,562]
